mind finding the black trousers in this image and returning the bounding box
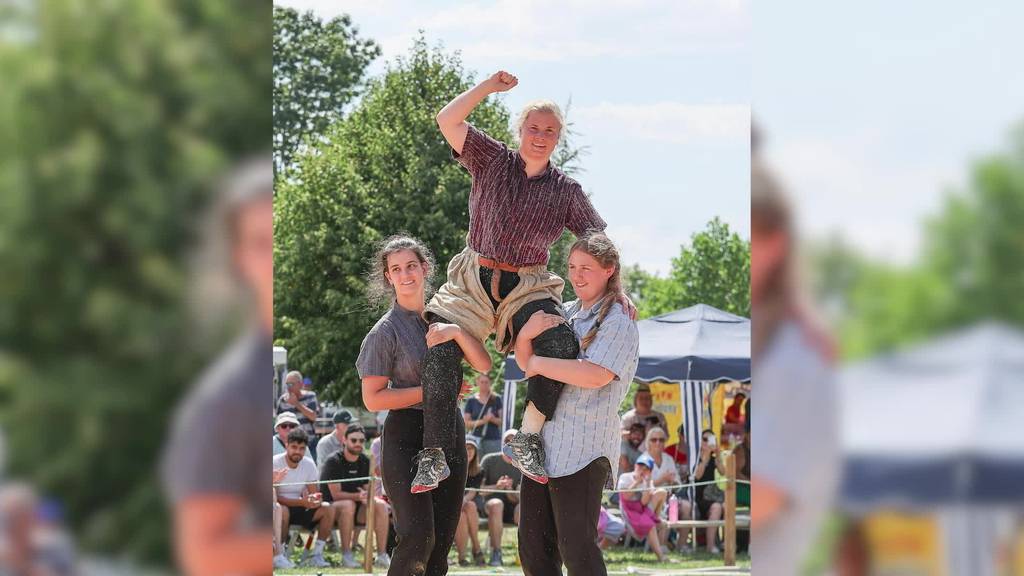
[518,457,611,576]
[381,409,467,575]
[421,267,579,449]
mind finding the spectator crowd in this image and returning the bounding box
[272,371,750,569]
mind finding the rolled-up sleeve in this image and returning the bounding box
[565,183,607,237]
[357,323,395,378]
[451,124,507,177]
[582,311,639,381]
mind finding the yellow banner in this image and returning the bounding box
[650,381,683,446]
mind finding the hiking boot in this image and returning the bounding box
[410,447,450,493]
[502,430,549,484]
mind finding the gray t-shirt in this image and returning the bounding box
[356,303,428,409]
[542,299,639,487]
[316,430,345,470]
[162,329,272,525]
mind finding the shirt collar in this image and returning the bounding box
[577,295,611,321]
[393,301,425,321]
[514,151,554,181]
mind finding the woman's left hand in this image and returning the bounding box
[426,323,461,348]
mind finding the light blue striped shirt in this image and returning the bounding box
[542,298,639,486]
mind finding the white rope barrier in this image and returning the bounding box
[274,475,750,493]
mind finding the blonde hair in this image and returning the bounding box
[515,100,564,145]
[569,232,623,351]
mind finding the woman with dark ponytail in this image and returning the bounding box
[357,234,491,575]
[513,232,639,576]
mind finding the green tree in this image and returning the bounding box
[636,218,751,318]
[273,7,380,175]
[274,38,511,404]
[0,0,270,565]
[820,124,1024,358]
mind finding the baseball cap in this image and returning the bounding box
[275,412,300,428]
[333,410,353,425]
[636,454,655,469]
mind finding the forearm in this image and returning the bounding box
[276,496,308,509]
[437,81,493,128]
[363,385,423,411]
[454,329,491,373]
[514,331,535,367]
[530,357,613,389]
[175,498,273,576]
[180,532,275,576]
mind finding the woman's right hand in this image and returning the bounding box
[520,310,565,341]
[488,70,518,93]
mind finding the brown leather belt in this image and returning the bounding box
[478,256,521,304]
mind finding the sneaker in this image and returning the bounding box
[305,553,331,568]
[458,556,470,567]
[341,551,360,568]
[473,549,487,566]
[272,553,295,569]
[374,552,391,568]
[410,448,450,493]
[489,548,503,567]
[502,430,549,484]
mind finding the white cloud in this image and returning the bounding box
[282,0,749,63]
[606,223,687,276]
[575,101,749,144]
[764,131,962,265]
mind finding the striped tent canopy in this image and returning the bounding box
[502,303,751,383]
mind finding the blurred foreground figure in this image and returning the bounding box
[0,484,76,576]
[750,132,839,574]
[161,158,274,575]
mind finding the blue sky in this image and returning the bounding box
[754,1,1024,264]
[278,0,751,275]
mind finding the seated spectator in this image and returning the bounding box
[479,431,522,567]
[620,383,669,444]
[315,409,352,470]
[724,392,746,426]
[463,374,503,456]
[619,422,646,474]
[272,428,335,568]
[272,467,293,569]
[695,429,727,554]
[454,436,486,566]
[320,425,390,569]
[597,507,625,549]
[664,422,690,470]
[641,428,683,492]
[617,455,669,562]
[272,412,310,459]
[276,370,321,459]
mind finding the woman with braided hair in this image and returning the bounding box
[513,232,639,576]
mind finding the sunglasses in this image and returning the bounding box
[649,437,666,443]
[349,438,366,444]
[278,423,298,430]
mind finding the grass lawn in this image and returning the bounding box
[274,527,750,575]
